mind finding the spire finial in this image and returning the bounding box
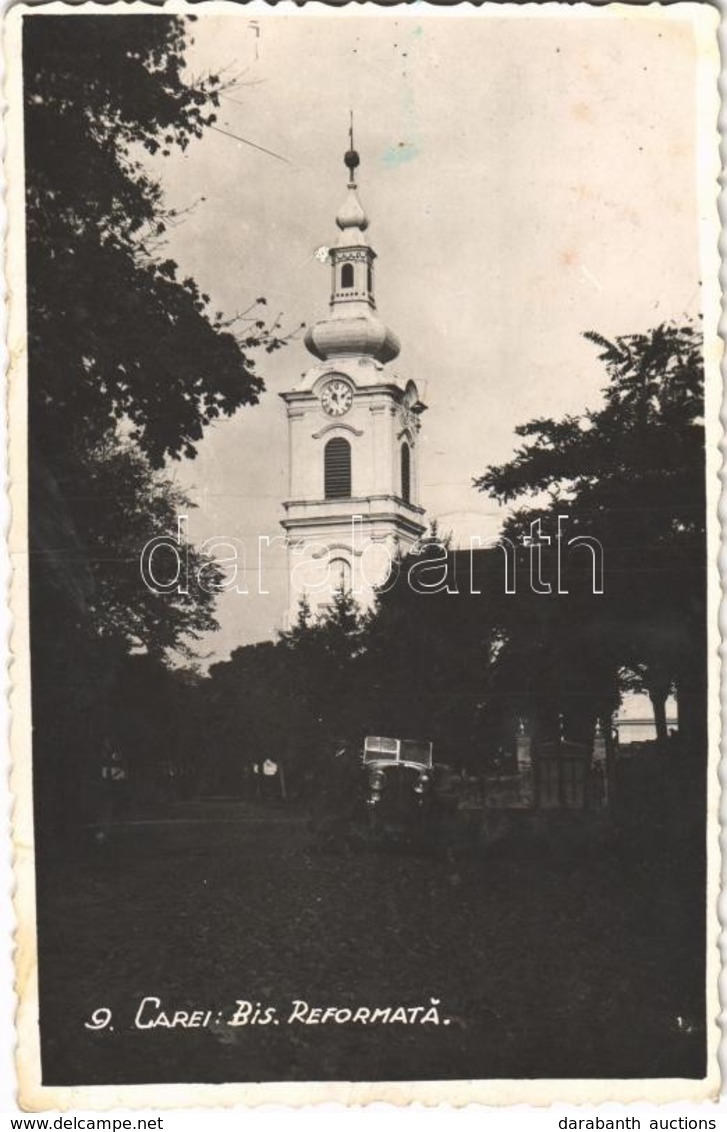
[344,110,360,186]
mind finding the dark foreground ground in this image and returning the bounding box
[36,756,707,1085]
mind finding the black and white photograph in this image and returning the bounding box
[6,0,721,1108]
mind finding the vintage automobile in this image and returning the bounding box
[360,736,440,843]
[308,735,435,852]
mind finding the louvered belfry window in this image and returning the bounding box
[401,442,411,503]
[324,438,351,499]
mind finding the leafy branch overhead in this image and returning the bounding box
[474,320,706,743]
[25,14,278,467]
[26,14,290,667]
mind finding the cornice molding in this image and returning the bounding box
[311,422,364,439]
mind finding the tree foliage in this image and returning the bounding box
[196,590,371,797]
[24,14,271,467]
[475,321,706,744]
[24,15,284,829]
[25,14,287,659]
[278,587,369,749]
[69,436,222,660]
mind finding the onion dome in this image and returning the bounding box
[305,314,400,364]
[336,184,369,235]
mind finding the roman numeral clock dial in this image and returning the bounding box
[321,379,353,417]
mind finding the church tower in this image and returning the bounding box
[281,130,427,623]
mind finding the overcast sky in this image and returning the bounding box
[148,7,702,661]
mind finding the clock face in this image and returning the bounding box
[321,379,353,417]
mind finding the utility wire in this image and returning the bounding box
[209,123,290,164]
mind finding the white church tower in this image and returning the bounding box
[281,129,427,624]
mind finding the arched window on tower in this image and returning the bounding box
[401,442,411,503]
[325,437,352,499]
[367,263,373,293]
[340,262,354,289]
[329,558,352,593]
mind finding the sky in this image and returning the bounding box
[147,7,703,661]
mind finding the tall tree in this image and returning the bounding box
[24,14,292,655]
[362,537,505,768]
[23,15,281,831]
[70,436,222,661]
[475,321,706,746]
[279,587,369,749]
